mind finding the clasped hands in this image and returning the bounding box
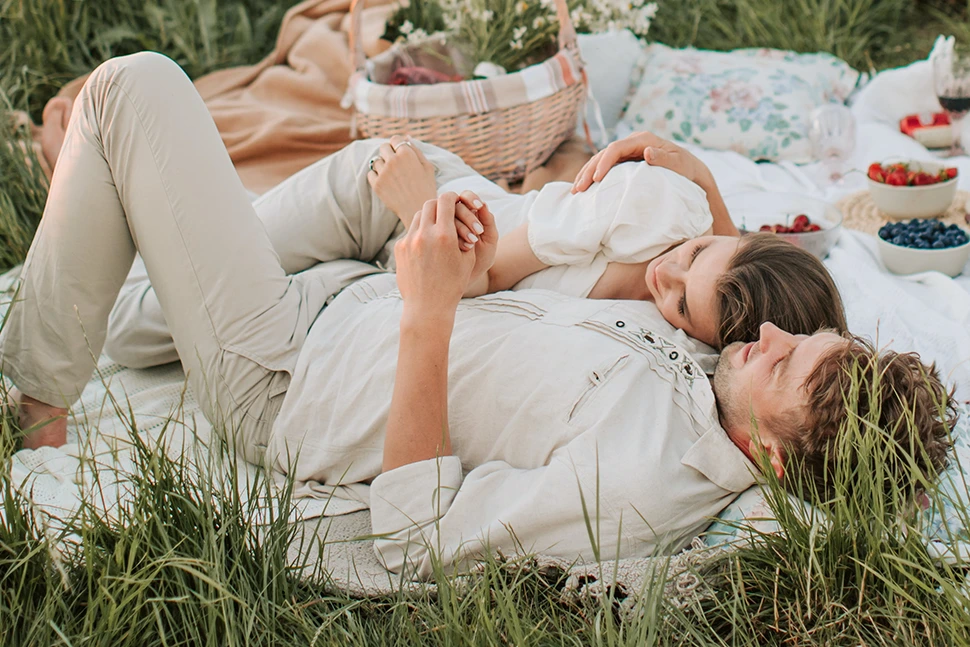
[394,191,497,320]
[387,129,715,319]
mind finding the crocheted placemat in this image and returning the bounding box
[838,190,970,236]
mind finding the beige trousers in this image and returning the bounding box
[0,52,476,460]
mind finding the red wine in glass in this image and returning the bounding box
[934,46,970,156]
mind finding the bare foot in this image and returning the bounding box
[7,387,68,449]
[40,97,73,173]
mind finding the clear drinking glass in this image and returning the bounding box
[809,103,857,184]
[933,43,970,157]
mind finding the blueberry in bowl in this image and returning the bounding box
[877,218,970,277]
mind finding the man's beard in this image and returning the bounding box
[712,342,745,427]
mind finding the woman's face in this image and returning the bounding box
[644,236,740,347]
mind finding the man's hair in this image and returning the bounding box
[714,233,847,349]
[774,335,956,501]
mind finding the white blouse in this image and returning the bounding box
[438,162,715,297]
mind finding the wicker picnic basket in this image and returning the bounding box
[345,0,588,183]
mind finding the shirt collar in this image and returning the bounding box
[681,425,758,492]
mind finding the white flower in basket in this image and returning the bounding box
[342,0,592,183]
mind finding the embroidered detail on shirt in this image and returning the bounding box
[633,328,701,388]
[458,294,547,320]
[578,320,704,390]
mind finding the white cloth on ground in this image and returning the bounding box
[663,58,970,401]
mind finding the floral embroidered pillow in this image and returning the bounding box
[617,44,862,163]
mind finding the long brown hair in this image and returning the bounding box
[714,233,847,348]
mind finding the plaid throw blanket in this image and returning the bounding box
[345,39,585,119]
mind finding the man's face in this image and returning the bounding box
[712,322,847,477]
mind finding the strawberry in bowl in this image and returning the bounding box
[868,162,957,186]
[729,194,843,259]
[867,160,958,219]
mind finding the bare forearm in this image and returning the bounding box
[383,311,454,472]
[696,169,738,237]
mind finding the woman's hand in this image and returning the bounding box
[571,131,712,193]
[458,191,498,285]
[368,135,439,228]
[571,131,739,237]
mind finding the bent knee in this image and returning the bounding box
[88,51,187,93]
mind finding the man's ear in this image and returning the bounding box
[747,435,786,482]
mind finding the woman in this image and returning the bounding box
[366,133,846,350]
[3,52,844,451]
[104,118,846,370]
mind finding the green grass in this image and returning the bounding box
[2,344,969,646]
[3,0,970,644]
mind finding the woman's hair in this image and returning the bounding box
[714,233,847,348]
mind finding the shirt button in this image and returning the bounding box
[615,320,626,328]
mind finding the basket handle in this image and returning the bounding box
[348,0,580,74]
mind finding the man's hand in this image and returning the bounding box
[394,193,479,321]
[571,131,712,193]
[384,192,488,474]
[367,135,439,228]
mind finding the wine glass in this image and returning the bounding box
[809,104,856,184]
[932,41,970,157]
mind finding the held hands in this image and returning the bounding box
[395,191,497,318]
[368,135,438,227]
[571,131,712,193]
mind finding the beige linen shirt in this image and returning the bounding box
[268,274,757,578]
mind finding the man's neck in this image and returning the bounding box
[715,403,756,461]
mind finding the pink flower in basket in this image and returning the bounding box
[709,81,763,113]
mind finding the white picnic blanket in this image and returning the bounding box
[4,53,970,600]
[691,56,970,402]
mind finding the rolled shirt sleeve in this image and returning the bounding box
[369,380,746,579]
[370,448,625,579]
[526,163,714,267]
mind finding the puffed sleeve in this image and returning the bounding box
[526,163,714,266]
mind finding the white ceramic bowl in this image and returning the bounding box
[867,160,958,220]
[726,192,843,259]
[877,236,970,277]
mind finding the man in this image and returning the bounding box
[268,195,953,577]
[0,53,954,579]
